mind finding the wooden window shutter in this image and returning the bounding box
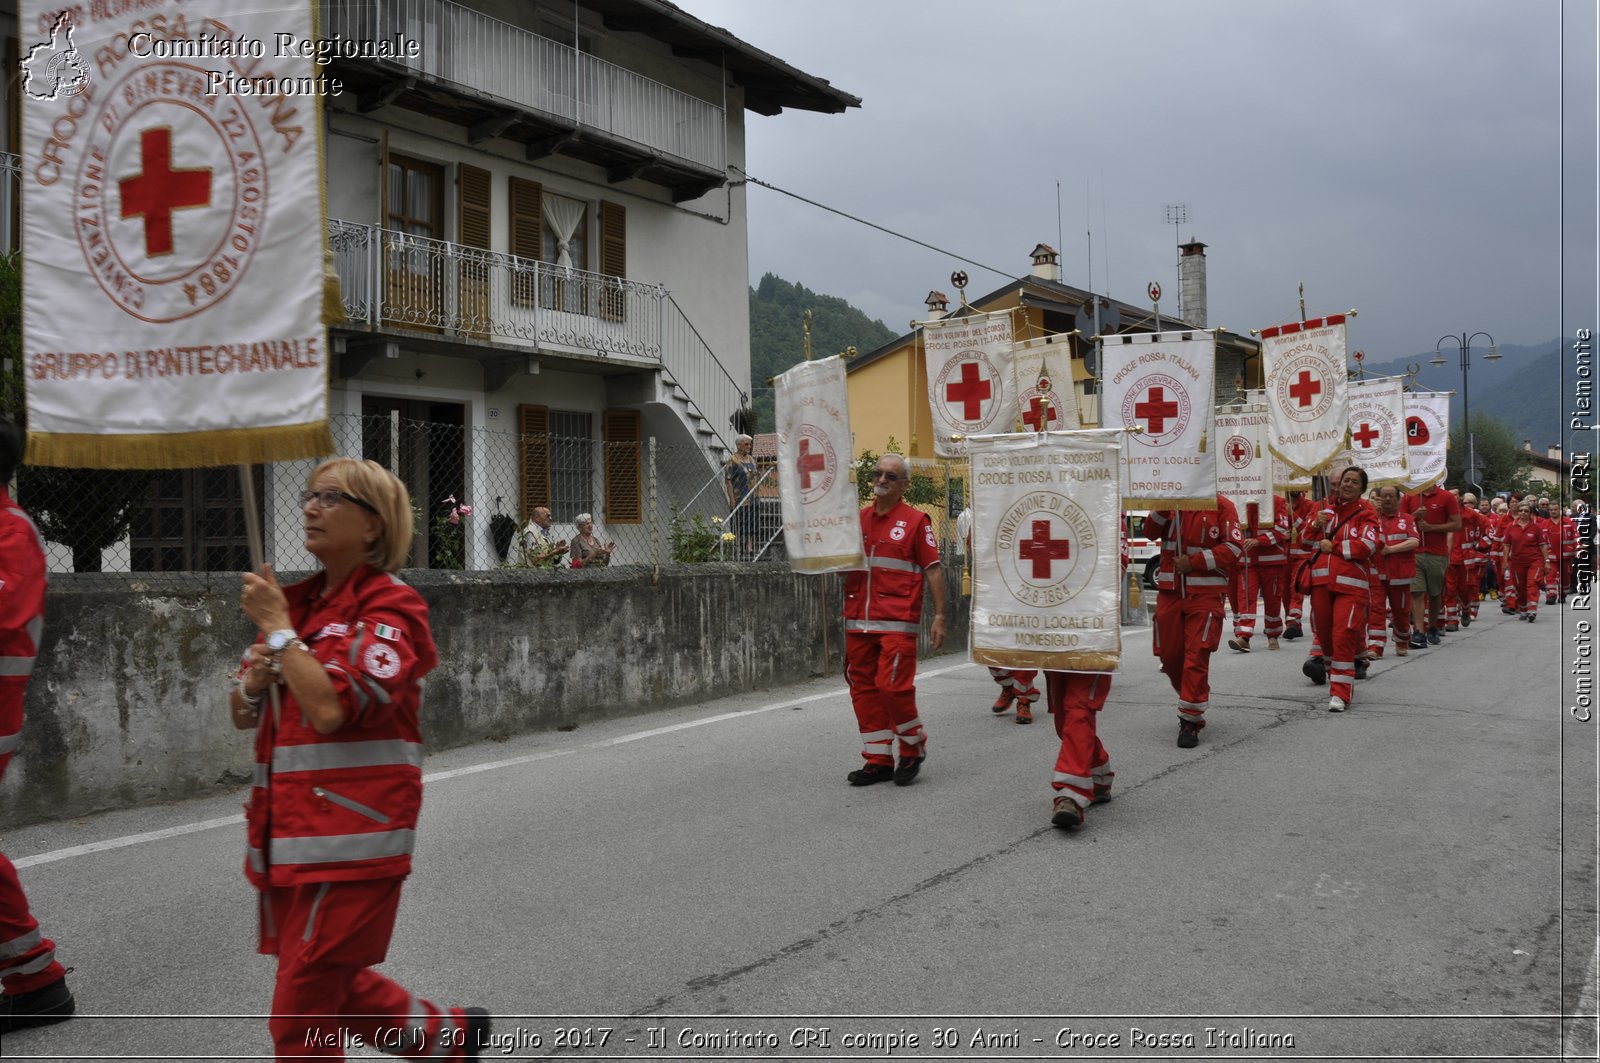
[601,408,642,524]
[457,165,492,338]
[598,200,626,321]
[519,404,550,521]
[509,177,543,306]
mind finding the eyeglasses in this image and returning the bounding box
[870,470,901,481]
[300,488,378,514]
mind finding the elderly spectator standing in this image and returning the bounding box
[1302,466,1381,713]
[1374,485,1420,657]
[1402,479,1461,647]
[0,417,75,1035]
[1145,495,1243,748]
[520,505,567,568]
[233,458,488,1060]
[568,514,615,568]
[842,453,946,786]
[724,434,759,560]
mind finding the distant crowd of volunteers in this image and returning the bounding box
[837,449,1586,835]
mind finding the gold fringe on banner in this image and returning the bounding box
[973,648,1121,672]
[789,554,865,574]
[1123,496,1220,511]
[26,422,336,470]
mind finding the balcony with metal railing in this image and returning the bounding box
[322,0,727,191]
[328,219,748,455]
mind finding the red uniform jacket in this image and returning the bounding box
[244,565,440,889]
[1288,495,1317,562]
[1377,511,1420,583]
[1306,497,1381,594]
[843,501,941,634]
[1144,497,1243,598]
[1501,519,1551,566]
[0,487,46,779]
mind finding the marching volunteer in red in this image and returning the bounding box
[1560,507,1580,600]
[843,452,946,786]
[1283,490,1315,640]
[233,459,488,1060]
[1535,499,1562,603]
[1229,496,1290,652]
[1373,485,1420,657]
[1145,496,1243,748]
[1301,467,1381,713]
[0,417,75,1035]
[1443,490,1484,630]
[988,668,1039,723]
[1044,535,1128,831]
[1402,480,1461,647]
[1501,499,1553,622]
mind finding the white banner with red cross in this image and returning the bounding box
[1102,330,1217,508]
[967,430,1123,672]
[1010,334,1081,433]
[1404,390,1451,491]
[774,356,865,573]
[1261,315,1350,478]
[922,310,1016,458]
[1214,405,1272,520]
[1249,389,1314,491]
[1347,376,1409,489]
[20,0,333,468]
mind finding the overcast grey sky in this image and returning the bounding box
[686,0,1596,363]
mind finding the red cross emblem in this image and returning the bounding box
[119,127,213,257]
[945,361,992,420]
[1018,518,1071,578]
[1229,438,1250,464]
[1352,422,1380,449]
[1022,394,1057,432]
[1134,386,1180,433]
[372,648,394,671]
[796,437,827,489]
[1288,369,1323,409]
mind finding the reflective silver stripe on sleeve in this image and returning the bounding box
[865,555,921,573]
[270,829,416,865]
[0,928,42,960]
[0,731,20,756]
[348,623,368,667]
[1185,575,1228,587]
[0,656,35,676]
[302,882,331,943]
[248,846,266,874]
[272,739,423,774]
[328,662,369,721]
[356,674,391,707]
[25,615,42,648]
[252,763,268,789]
[844,619,920,634]
[259,891,276,937]
[1334,575,1370,591]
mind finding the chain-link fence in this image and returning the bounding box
[14,415,980,586]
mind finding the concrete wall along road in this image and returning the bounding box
[2,564,969,828]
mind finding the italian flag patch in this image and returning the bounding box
[374,623,403,642]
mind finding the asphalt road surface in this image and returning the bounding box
[5,601,1596,1061]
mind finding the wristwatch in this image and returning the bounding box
[265,628,301,655]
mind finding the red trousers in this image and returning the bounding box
[1153,592,1224,725]
[845,632,926,765]
[261,879,469,1060]
[1384,581,1412,642]
[1366,572,1388,654]
[1285,557,1312,624]
[1507,559,1544,617]
[1231,562,1287,639]
[988,668,1038,702]
[1309,587,1366,705]
[1045,672,1112,809]
[0,689,67,996]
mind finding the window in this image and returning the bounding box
[129,467,261,572]
[602,409,642,524]
[540,192,588,313]
[549,410,594,522]
[383,154,444,329]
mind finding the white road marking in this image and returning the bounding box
[13,660,986,870]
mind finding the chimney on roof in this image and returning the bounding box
[1179,239,1208,327]
[1030,243,1061,283]
[1549,444,1563,460]
[1523,439,1533,452]
[925,290,949,321]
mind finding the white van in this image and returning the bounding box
[1124,510,1160,588]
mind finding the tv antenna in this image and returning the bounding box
[1164,203,1188,319]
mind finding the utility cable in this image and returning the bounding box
[731,166,1018,283]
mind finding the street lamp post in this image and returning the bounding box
[1432,331,1500,494]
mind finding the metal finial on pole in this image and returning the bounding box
[802,308,813,362]
[1298,283,1306,324]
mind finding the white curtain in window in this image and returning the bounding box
[542,194,585,269]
